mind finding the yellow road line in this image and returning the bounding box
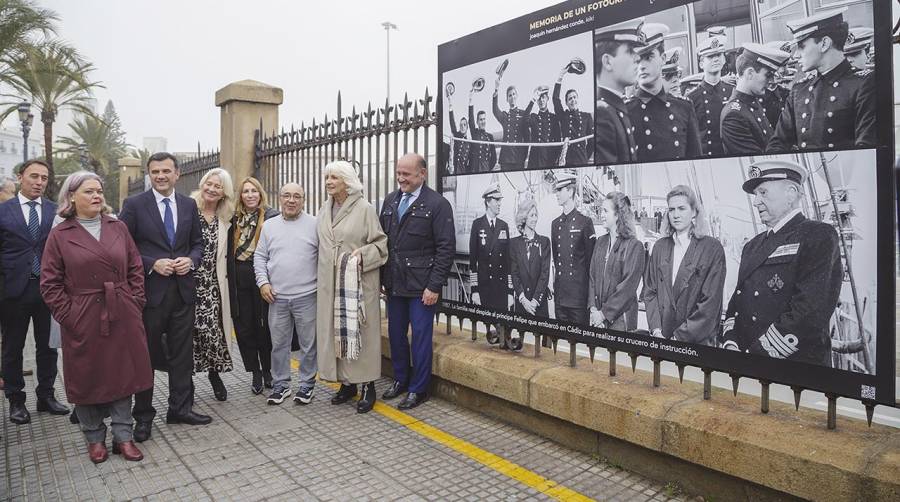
[290,360,594,501]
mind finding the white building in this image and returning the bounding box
[0,126,44,179]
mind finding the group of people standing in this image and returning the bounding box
[0,151,455,465]
[468,157,843,366]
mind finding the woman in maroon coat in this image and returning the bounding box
[40,171,153,464]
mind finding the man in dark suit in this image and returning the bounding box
[686,35,735,157]
[467,93,497,173]
[0,160,69,424]
[380,153,455,410]
[469,183,511,312]
[722,160,842,366]
[119,152,210,442]
[492,75,533,170]
[550,171,595,326]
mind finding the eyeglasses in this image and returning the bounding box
[280,193,304,201]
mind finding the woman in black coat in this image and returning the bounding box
[588,192,645,331]
[227,177,279,394]
[509,197,550,317]
[643,185,726,345]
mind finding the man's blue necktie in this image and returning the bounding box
[26,200,40,276]
[162,198,176,247]
[397,193,412,221]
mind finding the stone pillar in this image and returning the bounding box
[117,156,142,209]
[215,80,283,186]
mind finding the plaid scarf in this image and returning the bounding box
[334,252,365,360]
[234,209,264,261]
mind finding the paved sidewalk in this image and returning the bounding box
[2,347,699,501]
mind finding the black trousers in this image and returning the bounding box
[233,260,272,373]
[555,305,589,327]
[0,278,57,404]
[133,279,195,422]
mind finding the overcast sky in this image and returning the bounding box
[31,0,552,152]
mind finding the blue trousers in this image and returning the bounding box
[387,295,435,394]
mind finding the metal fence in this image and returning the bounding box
[255,90,436,214]
[176,148,220,196]
[126,176,144,198]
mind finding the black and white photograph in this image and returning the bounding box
[440,31,594,175]
[441,148,879,374]
[591,0,877,166]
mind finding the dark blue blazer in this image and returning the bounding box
[0,196,56,300]
[118,190,203,308]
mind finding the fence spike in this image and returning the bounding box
[864,402,875,427]
[702,368,712,400]
[366,102,374,128]
[760,381,770,414]
[676,363,685,383]
[791,386,802,410]
[422,87,433,117]
[608,349,616,376]
[588,345,595,363]
[337,90,342,120]
[629,352,637,373]
[730,374,740,396]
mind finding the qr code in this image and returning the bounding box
[860,385,876,400]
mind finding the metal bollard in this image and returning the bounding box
[652,358,661,387]
[533,333,541,357]
[569,340,577,368]
[702,369,712,400]
[826,393,837,430]
[760,381,770,414]
[608,349,617,376]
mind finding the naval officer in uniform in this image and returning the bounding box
[493,65,533,171]
[720,43,791,155]
[686,35,734,157]
[446,86,471,174]
[527,86,561,169]
[469,183,511,312]
[626,23,701,162]
[553,60,593,166]
[844,27,873,71]
[722,160,842,367]
[550,171,595,326]
[593,18,646,164]
[468,87,497,173]
[660,47,683,97]
[769,8,876,151]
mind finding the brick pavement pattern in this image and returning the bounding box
[1,345,699,501]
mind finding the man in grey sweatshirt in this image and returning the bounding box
[254,183,319,405]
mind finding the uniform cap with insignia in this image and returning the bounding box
[553,171,577,190]
[635,23,670,56]
[661,47,683,76]
[739,42,791,70]
[707,26,726,37]
[764,40,795,54]
[844,26,874,55]
[786,7,847,44]
[697,35,728,57]
[471,78,485,92]
[482,182,503,200]
[445,82,455,96]
[742,160,807,194]
[566,57,587,75]
[594,18,647,46]
[495,58,509,77]
[535,85,550,98]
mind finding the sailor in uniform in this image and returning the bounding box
[469,183,511,312]
[468,86,497,173]
[722,160,842,367]
[720,43,791,155]
[553,59,593,166]
[527,86,561,169]
[445,85,471,174]
[660,47,683,97]
[593,18,646,164]
[686,35,734,157]
[550,171,595,326]
[626,23,701,162]
[844,27,874,71]
[769,8,876,151]
[492,62,533,170]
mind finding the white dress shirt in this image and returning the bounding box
[671,231,690,286]
[769,208,802,235]
[400,184,423,208]
[18,192,42,227]
[153,188,178,234]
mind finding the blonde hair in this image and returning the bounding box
[191,168,235,221]
[323,160,363,196]
[659,184,709,238]
[57,171,112,218]
[234,176,269,218]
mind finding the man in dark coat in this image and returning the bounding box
[686,35,735,157]
[0,160,69,424]
[380,153,455,410]
[769,9,876,151]
[492,75,533,170]
[720,43,791,155]
[468,91,497,172]
[722,160,842,367]
[119,152,209,442]
[446,87,471,174]
[627,23,701,162]
[593,18,646,164]
[527,86,561,169]
[553,63,593,166]
[469,183,511,311]
[550,171,595,326]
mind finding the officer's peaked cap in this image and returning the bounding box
[482,183,503,199]
[595,18,647,45]
[740,43,791,71]
[786,8,847,44]
[742,160,807,194]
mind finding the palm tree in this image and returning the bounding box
[0,0,57,62]
[0,40,102,197]
[130,147,151,168]
[58,114,126,175]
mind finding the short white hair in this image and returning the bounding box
[323,160,363,196]
[191,168,235,221]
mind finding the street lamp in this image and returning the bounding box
[78,143,89,170]
[382,21,398,104]
[17,101,33,164]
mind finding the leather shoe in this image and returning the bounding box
[397,392,428,410]
[133,421,152,443]
[37,396,70,415]
[251,371,263,395]
[88,442,108,464]
[113,441,144,461]
[357,382,376,414]
[209,371,227,401]
[166,410,212,425]
[330,384,357,405]
[9,401,30,424]
[382,381,407,400]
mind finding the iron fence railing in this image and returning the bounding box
[176,147,220,196]
[126,176,144,198]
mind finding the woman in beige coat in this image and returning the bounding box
[316,160,388,414]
